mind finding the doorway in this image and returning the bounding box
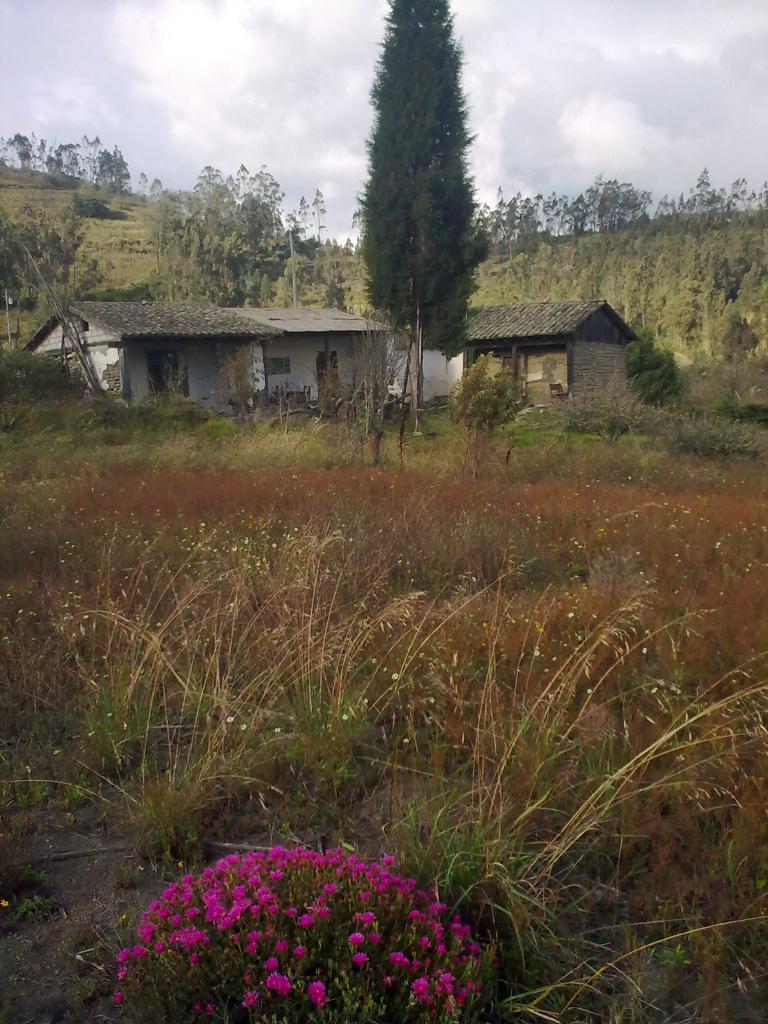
[146,350,186,395]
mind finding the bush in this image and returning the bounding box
[626,329,683,405]
[559,388,653,441]
[114,846,492,1021]
[73,192,128,220]
[85,281,154,302]
[662,411,762,458]
[81,395,218,433]
[0,350,75,401]
[714,398,768,427]
[682,358,768,412]
[450,354,519,475]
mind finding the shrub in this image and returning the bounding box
[0,350,75,401]
[714,398,768,427]
[85,282,154,302]
[450,354,519,475]
[81,395,218,433]
[114,846,492,1021]
[73,191,128,220]
[662,411,762,458]
[682,357,768,412]
[626,329,683,405]
[559,387,653,441]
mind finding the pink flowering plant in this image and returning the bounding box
[114,846,493,1021]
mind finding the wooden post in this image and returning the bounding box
[4,290,11,347]
[289,232,298,309]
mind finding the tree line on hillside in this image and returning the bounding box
[5,123,768,360]
[148,165,351,307]
[479,169,768,257]
[474,210,768,360]
[0,157,356,334]
[0,132,132,193]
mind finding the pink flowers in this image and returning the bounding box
[307,980,327,1007]
[411,976,432,1004]
[266,971,292,998]
[112,845,490,1019]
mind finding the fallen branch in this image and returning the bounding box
[10,843,133,869]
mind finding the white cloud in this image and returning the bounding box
[30,80,117,132]
[3,0,768,234]
[110,0,385,235]
[558,93,665,175]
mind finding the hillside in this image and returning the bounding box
[3,164,768,361]
[474,215,768,360]
[0,166,156,341]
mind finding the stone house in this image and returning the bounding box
[27,302,461,413]
[465,300,635,404]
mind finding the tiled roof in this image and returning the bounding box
[237,307,381,334]
[69,302,279,339]
[28,303,385,348]
[467,300,617,341]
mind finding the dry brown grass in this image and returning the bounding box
[3,434,768,1019]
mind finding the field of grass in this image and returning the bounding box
[2,400,768,1021]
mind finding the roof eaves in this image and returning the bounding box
[26,315,60,350]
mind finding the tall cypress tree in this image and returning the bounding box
[362,0,485,417]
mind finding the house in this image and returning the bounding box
[27,301,464,411]
[27,302,275,412]
[27,302,390,413]
[465,300,635,404]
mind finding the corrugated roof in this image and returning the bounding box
[237,307,380,334]
[467,300,623,341]
[69,302,279,339]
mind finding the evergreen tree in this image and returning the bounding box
[626,329,682,405]
[362,0,485,419]
[714,305,759,362]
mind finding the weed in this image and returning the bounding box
[12,893,60,924]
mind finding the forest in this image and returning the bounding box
[2,129,768,360]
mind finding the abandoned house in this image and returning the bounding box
[27,301,461,412]
[465,300,635,404]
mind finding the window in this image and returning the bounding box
[265,356,291,375]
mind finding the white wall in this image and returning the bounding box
[261,333,357,400]
[423,350,463,401]
[125,339,258,413]
[34,322,121,392]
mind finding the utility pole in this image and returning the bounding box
[288,231,299,309]
[4,290,11,348]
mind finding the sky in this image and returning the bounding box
[2,0,768,238]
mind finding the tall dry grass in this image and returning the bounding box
[3,462,768,1018]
